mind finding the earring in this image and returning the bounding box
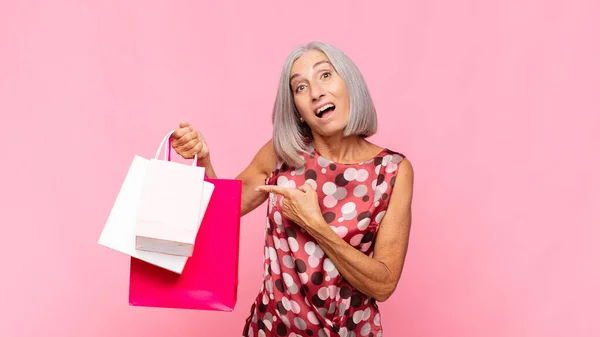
[300,117,304,123]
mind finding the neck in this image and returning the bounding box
[311,133,374,164]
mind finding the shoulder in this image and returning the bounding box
[369,144,408,168]
[382,148,407,161]
[386,148,412,179]
[396,156,413,182]
[388,153,414,204]
[374,146,413,187]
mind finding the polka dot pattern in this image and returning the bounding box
[243,147,405,337]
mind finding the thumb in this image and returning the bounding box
[179,121,189,128]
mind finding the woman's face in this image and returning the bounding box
[290,49,350,138]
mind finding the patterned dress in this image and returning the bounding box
[242,145,405,337]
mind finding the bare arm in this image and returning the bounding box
[197,141,277,217]
[234,140,278,216]
[258,158,414,301]
[198,155,218,179]
[310,159,413,301]
[171,123,277,217]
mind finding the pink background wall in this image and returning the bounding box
[1,1,598,336]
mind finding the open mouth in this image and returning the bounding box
[315,103,336,119]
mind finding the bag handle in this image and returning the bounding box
[154,130,198,166]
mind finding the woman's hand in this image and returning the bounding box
[256,184,327,232]
[171,121,209,162]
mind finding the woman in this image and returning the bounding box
[171,41,414,337]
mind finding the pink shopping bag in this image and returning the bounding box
[128,177,242,311]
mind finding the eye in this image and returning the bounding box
[295,84,306,93]
[321,71,332,79]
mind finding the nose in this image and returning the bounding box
[310,83,326,101]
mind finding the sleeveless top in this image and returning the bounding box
[243,145,405,337]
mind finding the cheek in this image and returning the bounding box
[339,85,350,104]
[339,89,351,114]
[331,80,350,106]
[294,97,311,117]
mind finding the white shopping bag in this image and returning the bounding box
[133,130,207,257]
[98,130,213,273]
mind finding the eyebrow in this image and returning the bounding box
[290,60,332,82]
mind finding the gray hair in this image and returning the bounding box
[271,41,378,168]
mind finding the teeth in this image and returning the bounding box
[317,104,334,113]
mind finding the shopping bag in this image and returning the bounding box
[128,177,242,311]
[134,130,207,257]
[98,131,213,274]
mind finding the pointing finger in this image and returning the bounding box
[255,185,291,197]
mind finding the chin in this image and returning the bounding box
[314,125,347,138]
